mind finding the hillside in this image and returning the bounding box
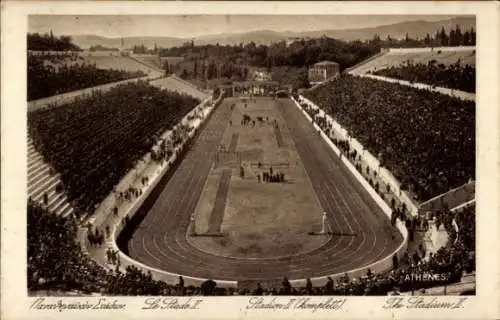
[72,35,186,50]
[293,16,475,42]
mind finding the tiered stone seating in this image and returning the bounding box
[350,47,475,76]
[84,56,162,77]
[28,81,200,215]
[302,74,475,202]
[28,53,149,102]
[131,55,163,72]
[150,75,209,101]
[28,138,75,218]
[419,181,475,213]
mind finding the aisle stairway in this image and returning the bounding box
[28,138,75,218]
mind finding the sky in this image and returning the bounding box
[28,15,459,39]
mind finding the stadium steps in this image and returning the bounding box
[28,160,49,177]
[28,174,60,196]
[32,189,56,204]
[28,145,38,157]
[28,166,51,185]
[27,139,76,218]
[28,161,46,175]
[45,190,64,207]
[28,153,44,166]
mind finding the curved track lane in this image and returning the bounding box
[127,98,403,281]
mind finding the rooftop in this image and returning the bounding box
[314,60,339,66]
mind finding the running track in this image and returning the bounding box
[126,97,403,281]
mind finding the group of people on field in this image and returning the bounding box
[256,164,285,184]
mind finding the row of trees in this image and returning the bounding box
[163,58,249,83]
[160,38,378,90]
[132,44,161,55]
[28,32,81,51]
[159,38,379,72]
[159,25,476,75]
[28,24,475,56]
[377,26,476,48]
[89,44,120,52]
[426,26,475,47]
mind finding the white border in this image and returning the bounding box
[2,2,499,320]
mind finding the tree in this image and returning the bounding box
[193,58,198,78]
[207,60,216,79]
[163,61,170,76]
[470,27,476,45]
[449,30,456,46]
[28,32,81,51]
[435,30,441,46]
[201,60,207,80]
[266,57,273,73]
[455,25,463,46]
[133,44,148,54]
[440,27,448,46]
[463,31,470,46]
[424,33,431,45]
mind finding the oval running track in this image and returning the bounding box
[126,97,403,282]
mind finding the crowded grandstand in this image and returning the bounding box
[27,21,475,297]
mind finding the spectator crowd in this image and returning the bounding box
[28,54,145,100]
[28,81,200,216]
[28,199,474,296]
[370,60,475,93]
[302,74,475,202]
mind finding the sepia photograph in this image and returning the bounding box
[2,2,499,320]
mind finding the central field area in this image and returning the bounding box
[189,98,331,258]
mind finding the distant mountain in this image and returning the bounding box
[296,16,476,41]
[71,35,186,49]
[194,16,475,44]
[70,16,475,49]
[195,29,289,46]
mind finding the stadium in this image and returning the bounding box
[27,17,475,297]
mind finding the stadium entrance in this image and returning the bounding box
[220,81,292,98]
